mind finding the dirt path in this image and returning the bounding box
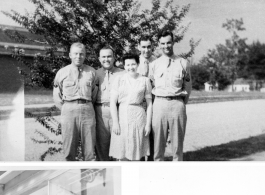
[184,99,265,152]
[21,99,265,160]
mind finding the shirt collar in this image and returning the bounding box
[70,64,84,71]
[101,66,116,74]
[140,54,155,63]
[161,54,178,61]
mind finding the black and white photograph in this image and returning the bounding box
[0,166,121,195]
[1,0,265,162]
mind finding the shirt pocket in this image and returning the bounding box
[63,80,76,96]
[154,72,164,88]
[83,79,92,97]
[171,71,183,88]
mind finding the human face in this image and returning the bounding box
[159,35,174,56]
[99,49,115,70]
[138,40,152,59]
[69,46,86,67]
[124,59,138,76]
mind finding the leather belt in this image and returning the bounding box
[65,99,91,104]
[95,102,110,107]
[156,96,183,101]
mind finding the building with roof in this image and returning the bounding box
[204,81,218,92]
[226,78,250,92]
[0,167,120,195]
[0,24,64,93]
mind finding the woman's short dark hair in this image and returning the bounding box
[122,53,139,64]
[157,30,174,41]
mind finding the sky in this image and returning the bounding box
[1,0,265,62]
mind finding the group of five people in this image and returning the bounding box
[53,30,192,161]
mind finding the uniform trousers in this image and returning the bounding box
[140,100,154,161]
[61,102,96,161]
[152,97,187,161]
[95,105,112,161]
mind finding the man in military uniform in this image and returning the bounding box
[137,35,156,77]
[53,42,98,161]
[95,46,124,161]
[149,31,192,161]
[137,35,156,161]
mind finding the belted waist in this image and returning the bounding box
[64,99,91,104]
[119,103,141,106]
[95,102,110,107]
[156,96,183,101]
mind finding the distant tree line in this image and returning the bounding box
[191,18,265,91]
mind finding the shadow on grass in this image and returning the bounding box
[165,133,265,161]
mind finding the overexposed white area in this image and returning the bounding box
[122,164,139,195]
[185,99,265,151]
[139,163,265,195]
[0,0,35,26]
[0,87,24,161]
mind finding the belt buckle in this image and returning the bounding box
[78,99,86,104]
[103,102,110,107]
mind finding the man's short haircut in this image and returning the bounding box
[157,30,174,41]
[138,35,152,44]
[70,42,86,52]
[99,45,115,56]
[122,53,140,64]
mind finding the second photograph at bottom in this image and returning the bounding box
[0,166,121,195]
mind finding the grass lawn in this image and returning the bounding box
[25,88,53,105]
[164,133,265,161]
[0,93,18,106]
[25,90,265,105]
[1,89,265,106]
[191,90,265,97]
[23,90,265,105]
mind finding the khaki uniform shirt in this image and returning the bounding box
[95,67,124,103]
[137,55,156,77]
[53,64,97,109]
[149,54,192,104]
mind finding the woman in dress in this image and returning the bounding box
[109,53,153,161]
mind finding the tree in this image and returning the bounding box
[246,41,265,80]
[190,64,209,90]
[2,0,199,89]
[2,0,199,160]
[197,18,248,90]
